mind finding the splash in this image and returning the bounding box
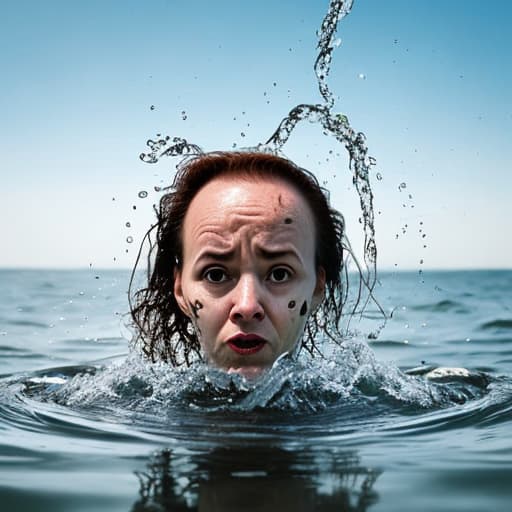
[30,340,490,414]
[138,0,381,327]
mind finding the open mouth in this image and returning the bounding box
[227,334,267,355]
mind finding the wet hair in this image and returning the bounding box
[129,151,345,365]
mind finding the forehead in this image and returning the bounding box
[181,176,317,255]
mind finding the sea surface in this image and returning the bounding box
[0,268,511,511]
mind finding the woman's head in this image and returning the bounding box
[130,152,345,375]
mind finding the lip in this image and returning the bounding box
[226,333,268,355]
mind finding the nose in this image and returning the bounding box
[229,274,265,323]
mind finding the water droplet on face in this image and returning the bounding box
[138,190,148,199]
[126,236,134,244]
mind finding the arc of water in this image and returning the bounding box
[140,0,381,321]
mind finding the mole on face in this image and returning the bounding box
[189,300,203,319]
[300,301,308,316]
[288,300,296,309]
[284,217,293,224]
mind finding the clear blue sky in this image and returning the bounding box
[1,0,510,270]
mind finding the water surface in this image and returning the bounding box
[1,268,511,511]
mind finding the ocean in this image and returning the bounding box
[0,268,511,511]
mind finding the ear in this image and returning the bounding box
[311,266,326,310]
[173,268,191,317]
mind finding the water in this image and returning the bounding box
[138,0,379,316]
[1,268,511,511]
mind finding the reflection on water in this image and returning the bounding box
[132,446,380,512]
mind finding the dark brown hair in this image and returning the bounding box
[129,151,346,365]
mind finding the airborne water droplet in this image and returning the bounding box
[125,222,131,228]
[126,236,133,244]
[376,172,383,180]
[181,111,187,120]
[358,73,366,80]
[138,191,148,199]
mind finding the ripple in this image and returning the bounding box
[411,300,470,314]
[479,319,512,331]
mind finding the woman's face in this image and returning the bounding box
[174,176,325,378]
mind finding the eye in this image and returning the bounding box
[268,267,292,283]
[203,267,229,283]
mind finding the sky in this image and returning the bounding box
[1,0,511,271]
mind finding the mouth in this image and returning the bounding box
[226,333,268,355]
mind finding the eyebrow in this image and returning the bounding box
[194,247,302,265]
[195,250,236,263]
[257,247,300,261]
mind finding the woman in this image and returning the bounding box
[130,152,346,378]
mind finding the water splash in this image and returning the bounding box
[29,340,490,414]
[138,0,380,324]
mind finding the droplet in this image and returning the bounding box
[154,186,161,192]
[399,182,407,190]
[150,105,155,111]
[358,73,366,80]
[138,190,148,199]
[126,236,133,244]
[376,172,383,181]
[125,222,131,228]
[240,132,246,138]
[181,111,187,120]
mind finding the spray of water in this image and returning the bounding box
[138,0,382,331]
